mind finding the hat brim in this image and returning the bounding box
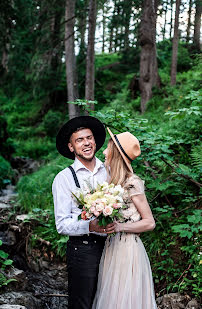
[56,116,106,159]
[107,127,133,173]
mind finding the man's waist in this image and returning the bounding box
[68,233,107,244]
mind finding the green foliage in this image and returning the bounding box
[0,156,13,189]
[15,137,55,160]
[17,157,71,258]
[0,240,16,288]
[94,53,124,106]
[17,156,72,211]
[190,145,202,174]
[0,112,15,160]
[157,40,192,72]
[42,110,64,137]
[27,208,68,258]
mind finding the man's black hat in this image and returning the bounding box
[56,116,106,159]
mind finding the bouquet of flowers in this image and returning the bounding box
[72,182,125,226]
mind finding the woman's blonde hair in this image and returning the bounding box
[105,139,132,186]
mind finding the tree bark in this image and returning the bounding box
[163,0,168,40]
[102,2,106,53]
[193,0,202,51]
[123,0,133,50]
[186,0,193,43]
[77,0,88,54]
[65,0,79,119]
[170,0,174,38]
[139,0,160,113]
[48,3,64,106]
[85,0,97,110]
[109,0,116,52]
[170,0,181,86]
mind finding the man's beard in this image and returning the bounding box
[74,150,95,162]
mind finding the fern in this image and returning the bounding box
[190,144,202,172]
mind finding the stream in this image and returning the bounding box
[0,162,69,309]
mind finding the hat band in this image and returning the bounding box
[114,135,133,162]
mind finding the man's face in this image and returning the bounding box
[68,128,96,162]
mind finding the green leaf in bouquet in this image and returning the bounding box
[71,192,84,208]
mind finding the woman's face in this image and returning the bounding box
[103,146,109,163]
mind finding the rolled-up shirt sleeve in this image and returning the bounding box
[52,172,90,236]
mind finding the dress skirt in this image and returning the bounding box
[92,233,157,309]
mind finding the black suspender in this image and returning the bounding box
[68,166,81,188]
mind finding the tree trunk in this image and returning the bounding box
[77,0,87,54]
[1,42,9,73]
[65,0,79,119]
[163,1,168,40]
[123,0,133,50]
[85,0,97,110]
[170,0,181,86]
[109,0,116,52]
[193,0,202,51]
[170,0,173,38]
[139,0,160,113]
[102,3,106,53]
[48,4,64,106]
[186,0,193,43]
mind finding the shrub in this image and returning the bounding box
[15,137,55,160]
[0,156,13,189]
[42,110,64,137]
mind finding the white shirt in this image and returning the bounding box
[52,157,107,236]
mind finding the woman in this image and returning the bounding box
[92,128,157,309]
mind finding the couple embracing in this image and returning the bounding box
[52,116,157,309]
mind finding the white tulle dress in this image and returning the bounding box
[92,175,158,309]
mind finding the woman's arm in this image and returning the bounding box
[115,194,156,233]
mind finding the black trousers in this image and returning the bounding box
[66,234,106,309]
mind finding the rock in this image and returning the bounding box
[0,231,16,246]
[15,215,30,222]
[0,186,18,203]
[10,157,40,179]
[156,296,163,305]
[0,292,41,309]
[38,259,49,270]
[28,260,40,273]
[157,293,188,309]
[186,299,200,309]
[0,203,12,209]
[7,268,28,290]
[0,305,27,309]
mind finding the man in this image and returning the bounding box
[52,116,114,309]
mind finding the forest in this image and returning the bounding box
[0,0,201,308]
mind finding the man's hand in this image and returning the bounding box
[89,219,116,234]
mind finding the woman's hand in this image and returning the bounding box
[114,222,122,233]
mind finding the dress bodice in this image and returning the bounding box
[120,174,145,223]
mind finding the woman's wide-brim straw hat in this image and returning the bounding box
[107,127,141,173]
[56,116,106,159]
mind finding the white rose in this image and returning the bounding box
[114,185,124,195]
[96,203,105,212]
[103,206,113,216]
[85,212,93,219]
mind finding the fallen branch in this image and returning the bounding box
[144,161,157,179]
[97,61,120,71]
[175,263,192,285]
[161,158,202,188]
[35,293,68,297]
[143,160,173,207]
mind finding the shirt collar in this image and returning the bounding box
[73,157,105,173]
